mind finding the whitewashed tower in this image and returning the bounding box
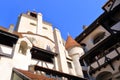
[65,35,84,78]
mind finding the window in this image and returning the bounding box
[67,62,72,68]
[0,44,13,58]
[43,27,48,30]
[30,22,36,26]
[93,32,105,44]
[30,12,37,18]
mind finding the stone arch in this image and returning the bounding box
[96,71,112,80]
[18,37,33,55]
[19,41,28,55]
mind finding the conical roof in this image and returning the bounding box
[65,35,81,50]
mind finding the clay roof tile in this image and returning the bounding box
[0,26,22,38]
[16,69,56,80]
[65,36,81,50]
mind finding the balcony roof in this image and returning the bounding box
[0,27,19,47]
[14,68,55,80]
[30,46,57,63]
[34,65,87,80]
[80,33,120,61]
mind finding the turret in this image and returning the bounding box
[65,35,84,78]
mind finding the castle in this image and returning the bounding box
[0,0,120,80]
[0,11,86,80]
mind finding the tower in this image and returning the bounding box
[53,28,69,73]
[65,35,84,78]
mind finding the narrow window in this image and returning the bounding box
[30,12,37,18]
[43,27,48,30]
[67,62,72,68]
[30,23,36,26]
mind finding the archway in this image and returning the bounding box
[96,71,112,80]
[19,41,28,55]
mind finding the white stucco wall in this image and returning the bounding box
[17,14,37,33]
[0,57,13,80]
[81,25,110,51]
[68,47,84,57]
[53,28,69,73]
[22,34,55,52]
[0,45,14,80]
[41,22,54,42]
[13,38,32,70]
[68,47,84,77]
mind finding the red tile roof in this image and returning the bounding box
[0,26,22,38]
[16,69,56,80]
[65,36,81,50]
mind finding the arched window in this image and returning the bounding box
[96,71,112,80]
[93,32,105,44]
[19,41,28,55]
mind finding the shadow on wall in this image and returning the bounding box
[46,45,51,51]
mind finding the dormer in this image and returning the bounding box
[102,0,114,12]
[0,26,19,58]
[102,0,120,12]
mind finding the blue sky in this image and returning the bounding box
[0,0,107,40]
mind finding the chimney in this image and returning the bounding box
[83,25,87,30]
[8,24,14,33]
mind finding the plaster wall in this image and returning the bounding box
[17,14,37,33]
[81,25,110,51]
